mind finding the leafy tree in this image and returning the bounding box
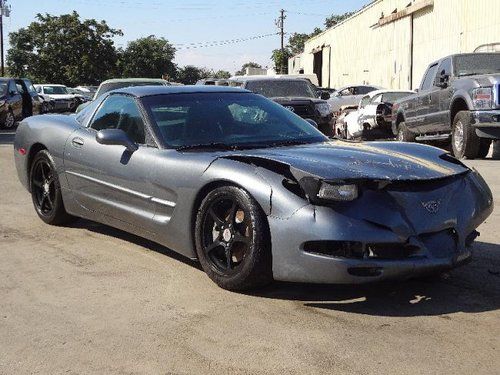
[176,65,207,85]
[324,11,355,28]
[235,62,262,76]
[271,49,292,74]
[287,27,322,55]
[7,11,122,86]
[213,70,231,79]
[118,35,176,79]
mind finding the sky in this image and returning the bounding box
[2,0,368,74]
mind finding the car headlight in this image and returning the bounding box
[471,87,493,109]
[315,102,331,117]
[317,182,358,201]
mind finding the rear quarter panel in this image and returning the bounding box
[14,114,80,191]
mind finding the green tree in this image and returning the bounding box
[324,11,355,28]
[213,70,231,79]
[287,27,322,55]
[118,35,176,79]
[235,62,262,76]
[271,49,292,74]
[7,11,122,86]
[176,65,206,85]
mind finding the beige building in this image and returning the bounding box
[289,0,500,90]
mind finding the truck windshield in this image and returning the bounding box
[455,54,500,76]
[245,80,317,98]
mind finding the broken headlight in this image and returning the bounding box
[471,87,493,110]
[317,182,359,201]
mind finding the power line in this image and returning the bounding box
[174,33,277,50]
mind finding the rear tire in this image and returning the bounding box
[396,121,416,142]
[30,150,75,225]
[452,111,481,159]
[195,186,272,291]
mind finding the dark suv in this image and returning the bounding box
[0,78,43,129]
[392,53,500,158]
[229,77,333,135]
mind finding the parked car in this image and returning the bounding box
[337,90,414,140]
[196,78,229,86]
[328,84,382,114]
[68,87,93,102]
[75,85,98,98]
[229,76,333,134]
[13,86,493,290]
[0,77,42,128]
[34,84,77,112]
[392,53,500,159]
[76,78,171,112]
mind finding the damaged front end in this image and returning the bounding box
[223,142,493,283]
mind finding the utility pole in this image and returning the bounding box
[0,0,11,76]
[275,9,286,74]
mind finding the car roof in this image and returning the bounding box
[100,78,169,85]
[229,75,308,82]
[363,89,414,97]
[111,85,251,97]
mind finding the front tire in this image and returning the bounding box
[452,111,481,159]
[30,150,75,225]
[397,121,416,142]
[195,186,272,291]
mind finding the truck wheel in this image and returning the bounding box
[396,122,416,142]
[477,139,492,159]
[452,111,480,159]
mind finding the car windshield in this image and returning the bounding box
[381,92,413,103]
[142,92,327,149]
[0,82,7,96]
[97,81,166,98]
[245,80,317,98]
[43,85,69,94]
[455,53,500,76]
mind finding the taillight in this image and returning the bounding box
[18,148,27,155]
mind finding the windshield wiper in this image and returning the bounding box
[266,139,314,148]
[175,142,239,152]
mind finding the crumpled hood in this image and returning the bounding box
[226,141,469,181]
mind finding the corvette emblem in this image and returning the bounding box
[421,200,441,214]
[284,106,295,112]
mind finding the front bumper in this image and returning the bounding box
[472,109,500,139]
[269,171,493,284]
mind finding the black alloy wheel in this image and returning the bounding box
[195,186,272,290]
[30,150,74,225]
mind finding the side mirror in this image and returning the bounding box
[320,91,330,100]
[305,118,318,128]
[435,73,449,88]
[96,128,138,153]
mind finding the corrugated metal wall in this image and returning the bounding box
[290,0,500,90]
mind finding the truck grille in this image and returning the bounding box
[290,104,315,117]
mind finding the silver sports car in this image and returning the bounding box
[14,86,493,290]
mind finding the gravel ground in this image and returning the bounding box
[1,131,499,375]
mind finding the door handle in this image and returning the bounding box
[71,137,84,147]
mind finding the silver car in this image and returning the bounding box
[328,84,382,114]
[13,86,493,290]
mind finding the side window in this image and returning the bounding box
[339,87,353,96]
[420,64,438,90]
[357,86,376,95]
[437,58,452,80]
[90,95,147,144]
[8,81,18,94]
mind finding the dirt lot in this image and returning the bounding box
[1,131,499,375]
